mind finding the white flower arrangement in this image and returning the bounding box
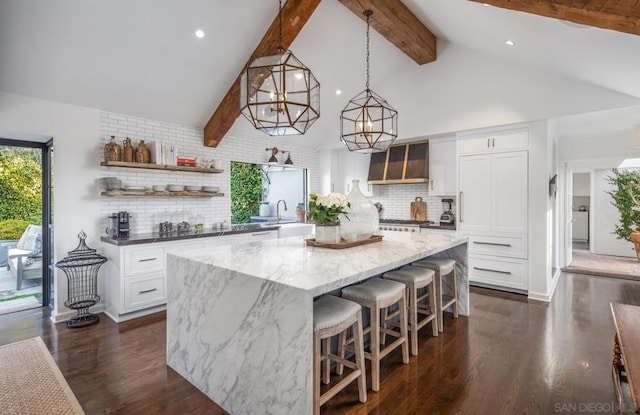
[308,192,350,225]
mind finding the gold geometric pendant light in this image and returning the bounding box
[340,10,397,153]
[241,0,320,136]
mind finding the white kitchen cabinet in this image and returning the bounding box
[102,231,278,322]
[492,151,528,234]
[428,136,456,196]
[457,127,528,155]
[459,154,492,234]
[458,128,529,293]
[459,151,527,236]
[332,150,375,197]
[468,255,528,291]
[572,211,589,241]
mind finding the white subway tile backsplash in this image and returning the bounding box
[370,183,456,223]
[99,111,319,234]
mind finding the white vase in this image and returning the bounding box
[259,202,270,217]
[340,179,379,242]
[315,224,341,244]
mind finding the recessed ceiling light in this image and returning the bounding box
[505,40,515,46]
[483,3,490,6]
[195,30,205,39]
[336,89,342,95]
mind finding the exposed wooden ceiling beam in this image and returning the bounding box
[472,0,640,36]
[337,0,437,65]
[204,0,321,148]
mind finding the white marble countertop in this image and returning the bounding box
[168,231,467,297]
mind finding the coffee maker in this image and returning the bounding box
[439,199,455,226]
[106,211,130,238]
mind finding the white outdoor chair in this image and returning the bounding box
[8,225,43,290]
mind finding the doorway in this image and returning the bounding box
[563,166,640,279]
[0,138,53,314]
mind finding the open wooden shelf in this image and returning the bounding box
[101,160,224,174]
[100,191,224,198]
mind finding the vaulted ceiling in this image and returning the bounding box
[1,0,639,150]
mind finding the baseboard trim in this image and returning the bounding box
[50,303,106,324]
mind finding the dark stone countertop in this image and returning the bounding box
[101,223,281,246]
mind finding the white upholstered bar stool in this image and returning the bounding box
[383,266,438,356]
[341,278,409,392]
[313,295,367,415]
[412,258,458,332]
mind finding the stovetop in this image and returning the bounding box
[379,219,430,225]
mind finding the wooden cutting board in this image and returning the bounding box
[410,197,426,221]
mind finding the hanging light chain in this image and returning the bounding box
[364,10,372,90]
[278,0,284,52]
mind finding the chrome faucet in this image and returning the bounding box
[276,200,288,222]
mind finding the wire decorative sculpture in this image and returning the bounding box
[55,230,107,328]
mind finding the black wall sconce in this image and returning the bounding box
[266,147,293,165]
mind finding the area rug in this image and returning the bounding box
[563,250,640,281]
[0,337,85,414]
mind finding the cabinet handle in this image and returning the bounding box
[473,266,512,275]
[139,288,158,294]
[251,231,271,236]
[487,138,490,148]
[492,138,495,147]
[473,241,512,247]
[331,183,335,192]
[138,257,157,262]
[430,179,434,191]
[459,191,464,222]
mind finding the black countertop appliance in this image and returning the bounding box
[106,211,130,238]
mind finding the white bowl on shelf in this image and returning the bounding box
[202,186,220,193]
[185,185,201,192]
[152,185,166,192]
[167,184,185,192]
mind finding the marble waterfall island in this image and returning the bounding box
[166,232,468,415]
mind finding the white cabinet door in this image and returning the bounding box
[333,150,374,197]
[491,128,528,153]
[468,255,528,291]
[572,211,588,241]
[459,154,492,233]
[457,128,528,155]
[428,137,456,196]
[492,151,528,234]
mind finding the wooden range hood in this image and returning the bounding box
[367,141,429,184]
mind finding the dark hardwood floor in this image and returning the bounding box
[1,272,638,415]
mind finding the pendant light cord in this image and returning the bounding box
[365,10,372,90]
[278,0,284,52]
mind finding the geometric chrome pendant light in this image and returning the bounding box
[240,0,320,136]
[340,10,398,153]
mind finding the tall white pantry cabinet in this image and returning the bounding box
[457,127,529,292]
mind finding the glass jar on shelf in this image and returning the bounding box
[104,136,122,162]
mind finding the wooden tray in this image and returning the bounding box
[305,234,383,249]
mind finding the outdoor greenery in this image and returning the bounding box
[607,168,640,242]
[0,292,42,303]
[230,162,263,224]
[0,147,42,225]
[0,219,30,240]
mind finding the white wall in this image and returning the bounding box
[0,91,100,320]
[527,120,555,301]
[0,92,321,322]
[573,173,590,196]
[264,169,306,220]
